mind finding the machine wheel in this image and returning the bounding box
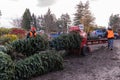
[81,46,90,56]
[98,35,102,38]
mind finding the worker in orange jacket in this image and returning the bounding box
[106,26,114,50]
[26,26,37,38]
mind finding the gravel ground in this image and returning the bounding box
[31,40,120,80]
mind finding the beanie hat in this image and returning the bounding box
[31,27,36,31]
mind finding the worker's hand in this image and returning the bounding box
[80,32,87,38]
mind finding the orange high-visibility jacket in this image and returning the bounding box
[29,31,36,37]
[107,30,114,38]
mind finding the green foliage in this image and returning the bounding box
[14,50,63,80]
[43,8,58,32]
[74,1,95,33]
[0,45,7,53]
[0,34,18,45]
[31,14,37,29]
[109,14,120,31]
[0,27,11,36]
[0,52,14,80]
[59,13,71,32]
[21,8,32,30]
[50,32,82,50]
[57,50,68,58]
[40,33,49,40]
[7,35,48,57]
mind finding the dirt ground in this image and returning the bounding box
[31,40,120,80]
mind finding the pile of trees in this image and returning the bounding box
[0,35,64,80]
[50,32,82,50]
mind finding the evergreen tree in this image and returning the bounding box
[74,1,84,25]
[109,14,120,31]
[32,13,37,29]
[37,15,45,30]
[74,1,95,33]
[21,8,32,30]
[43,8,57,33]
[56,18,63,32]
[60,13,71,33]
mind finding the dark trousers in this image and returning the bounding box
[108,39,114,49]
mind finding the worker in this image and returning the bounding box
[26,26,37,38]
[78,24,88,56]
[80,29,88,56]
[106,26,114,50]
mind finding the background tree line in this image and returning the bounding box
[11,8,71,33]
[8,1,120,33]
[10,1,95,33]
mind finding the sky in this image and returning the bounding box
[0,0,120,28]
